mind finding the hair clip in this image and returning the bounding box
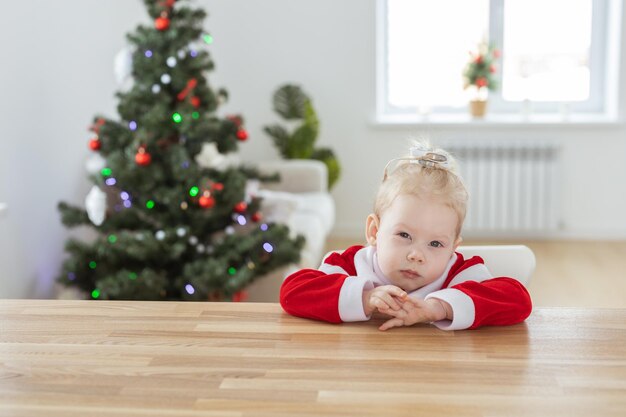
[410,146,450,168]
[382,146,450,181]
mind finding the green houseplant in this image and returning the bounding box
[263,85,340,190]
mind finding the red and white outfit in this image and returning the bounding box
[280,245,532,330]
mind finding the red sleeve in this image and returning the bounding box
[279,245,363,324]
[452,278,532,329]
[279,269,348,323]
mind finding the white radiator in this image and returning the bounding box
[441,141,561,236]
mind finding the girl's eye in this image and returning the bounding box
[398,232,411,239]
[429,241,444,248]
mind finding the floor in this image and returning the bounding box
[325,238,626,309]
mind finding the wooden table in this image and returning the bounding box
[1,300,625,417]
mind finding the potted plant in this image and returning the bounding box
[264,84,340,190]
[463,42,500,118]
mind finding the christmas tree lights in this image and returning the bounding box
[57,0,304,301]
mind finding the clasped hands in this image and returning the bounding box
[362,285,452,331]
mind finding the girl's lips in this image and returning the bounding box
[400,270,420,279]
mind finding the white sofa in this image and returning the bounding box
[245,159,335,301]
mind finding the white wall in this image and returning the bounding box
[1,0,625,298]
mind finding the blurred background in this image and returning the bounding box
[1,0,625,306]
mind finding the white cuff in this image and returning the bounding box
[425,288,475,330]
[338,276,375,322]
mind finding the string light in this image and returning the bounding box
[91,289,100,299]
[146,200,155,209]
[263,242,274,253]
[236,215,247,226]
[228,267,236,275]
[108,235,117,243]
[123,200,132,208]
[166,57,177,67]
[145,50,153,58]
[172,112,183,123]
[67,272,76,281]
[190,50,198,58]
[185,284,195,295]
[128,272,137,280]
[105,178,117,186]
[89,261,97,269]
[192,112,200,119]
[189,186,199,197]
[203,34,214,44]
[101,168,112,176]
[120,191,130,200]
[260,224,269,231]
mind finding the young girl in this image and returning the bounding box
[280,142,532,331]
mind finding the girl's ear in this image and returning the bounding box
[365,213,380,246]
[453,235,463,251]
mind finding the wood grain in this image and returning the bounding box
[1,300,625,416]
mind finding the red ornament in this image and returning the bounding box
[232,291,248,302]
[251,212,262,222]
[475,55,483,64]
[190,96,201,108]
[155,16,170,31]
[89,138,102,151]
[135,147,152,166]
[236,129,248,141]
[89,118,106,133]
[176,78,198,101]
[211,182,224,191]
[199,195,215,209]
[475,77,488,88]
[234,201,247,213]
[226,115,242,127]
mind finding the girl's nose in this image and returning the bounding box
[407,248,425,264]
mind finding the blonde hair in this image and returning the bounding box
[374,142,469,236]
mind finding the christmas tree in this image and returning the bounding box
[57,0,304,301]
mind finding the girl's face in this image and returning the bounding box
[366,194,461,292]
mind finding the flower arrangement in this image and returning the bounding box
[463,42,500,96]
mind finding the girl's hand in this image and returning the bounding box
[377,297,452,331]
[362,285,408,316]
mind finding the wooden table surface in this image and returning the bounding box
[1,300,625,417]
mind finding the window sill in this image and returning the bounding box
[374,112,624,128]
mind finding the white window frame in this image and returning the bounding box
[376,0,623,124]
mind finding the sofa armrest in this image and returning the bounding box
[258,159,328,193]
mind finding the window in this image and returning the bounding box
[377,0,622,122]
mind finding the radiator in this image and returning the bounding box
[441,141,561,236]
